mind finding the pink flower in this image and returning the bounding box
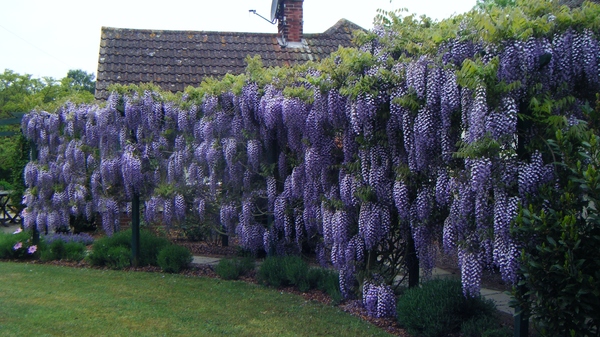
[13,242,22,250]
[13,228,22,234]
[28,245,37,254]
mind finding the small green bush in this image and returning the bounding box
[139,230,171,266]
[87,229,171,268]
[258,255,309,288]
[257,255,287,287]
[86,239,113,267]
[105,246,130,270]
[257,255,342,303]
[0,229,38,259]
[461,315,511,337]
[396,279,497,337]
[283,256,310,291]
[0,232,16,258]
[314,268,342,304]
[215,256,255,280]
[40,240,87,262]
[157,245,192,273]
[87,234,124,267]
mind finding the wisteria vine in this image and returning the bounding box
[21,8,600,317]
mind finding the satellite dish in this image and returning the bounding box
[270,0,280,22]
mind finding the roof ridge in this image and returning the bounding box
[322,18,366,35]
[102,26,282,37]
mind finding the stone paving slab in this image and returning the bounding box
[191,256,221,266]
[480,288,514,315]
[430,267,514,315]
[1,222,20,234]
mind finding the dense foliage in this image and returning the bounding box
[40,240,87,262]
[0,69,95,204]
[156,244,193,273]
[257,255,342,303]
[514,101,600,336]
[86,229,181,270]
[0,229,38,259]
[19,0,600,329]
[396,279,504,337]
[215,256,256,280]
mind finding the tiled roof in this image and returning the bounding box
[95,19,363,99]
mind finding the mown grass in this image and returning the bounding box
[0,262,391,336]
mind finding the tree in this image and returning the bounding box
[0,69,45,117]
[475,0,516,11]
[0,69,95,204]
[65,69,96,95]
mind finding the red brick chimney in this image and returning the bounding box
[277,0,304,44]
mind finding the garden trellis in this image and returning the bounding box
[20,0,600,322]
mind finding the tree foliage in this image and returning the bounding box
[65,69,96,95]
[0,69,95,203]
[514,98,600,336]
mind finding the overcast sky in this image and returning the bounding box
[0,0,476,80]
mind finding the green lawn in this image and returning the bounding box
[0,262,391,336]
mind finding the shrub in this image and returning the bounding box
[258,255,308,288]
[105,246,130,270]
[69,214,97,233]
[177,213,213,242]
[138,230,171,266]
[0,229,38,259]
[40,240,87,262]
[396,279,497,337]
[283,256,310,291]
[461,315,511,337]
[43,232,94,245]
[157,245,192,273]
[257,255,342,303]
[215,256,255,280]
[257,255,288,287]
[87,233,127,267]
[310,268,342,304]
[87,229,170,268]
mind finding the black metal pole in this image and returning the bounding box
[514,285,529,337]
[406,230,419,288]
[131,193,140,267]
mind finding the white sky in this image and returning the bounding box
[0,0,476,81]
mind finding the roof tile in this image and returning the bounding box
[95,19,363,99]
